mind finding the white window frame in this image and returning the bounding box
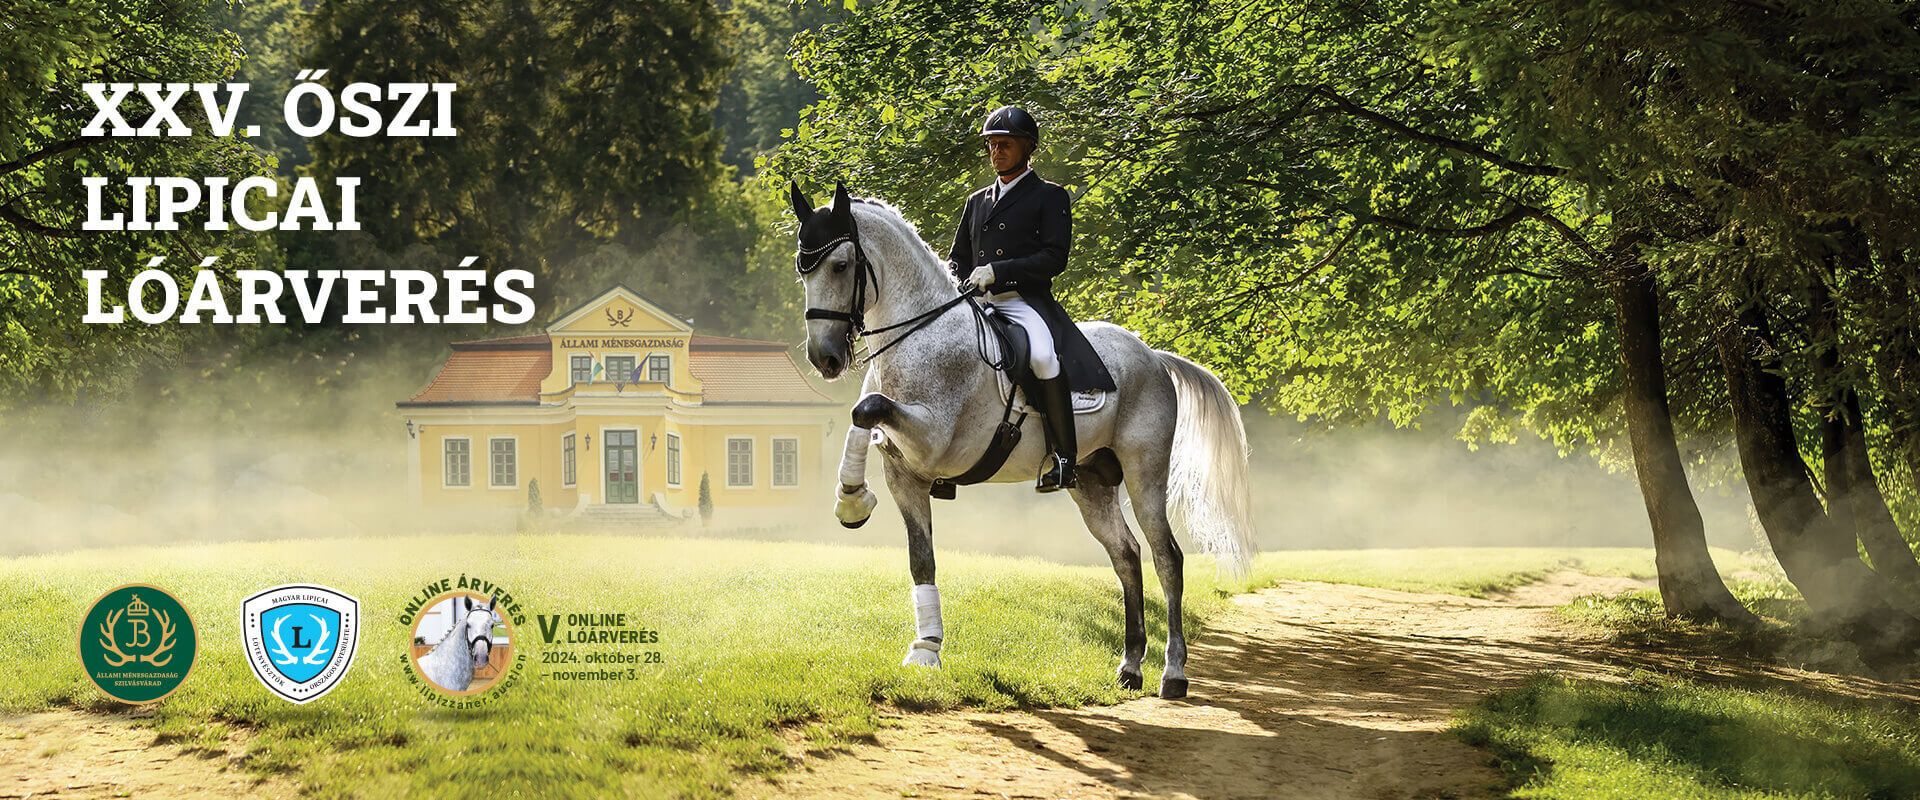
[771,436,800,489]
[488,436,518,489]
[561,433,577,488]
[725,436,755,488]
[646,353,671,383]
[442,436,472,489]
[665,433,682,488]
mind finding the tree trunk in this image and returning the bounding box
[1833,392,1920,598]
[1716,294,1920,654]
[1610,261,1755,624]
[1813,237,1920,598]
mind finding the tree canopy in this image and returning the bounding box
[770,0,1920,645]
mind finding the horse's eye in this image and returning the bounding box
[832,260,848,273]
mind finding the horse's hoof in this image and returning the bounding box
[1159,677,1189,699]
[835,486,878,528]
[902,639,942,668]
[1117,670,1143,690]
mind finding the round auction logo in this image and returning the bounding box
[78,584,197,704]
[407,590,515,701]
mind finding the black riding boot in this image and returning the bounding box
[1035,376,1078,492]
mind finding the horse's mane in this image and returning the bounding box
[847,196,956,291]
[848,196,918,242]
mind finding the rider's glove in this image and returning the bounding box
[966,264,995,292]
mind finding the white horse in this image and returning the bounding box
[418,595,501,692]
[789,183,1255,698]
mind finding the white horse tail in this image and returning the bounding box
[1155,350,1256,578]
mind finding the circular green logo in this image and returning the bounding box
[78,584,197,704]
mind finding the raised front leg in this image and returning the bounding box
[851,390,957,469]
[884,457,942,668]
[833,424,879,528]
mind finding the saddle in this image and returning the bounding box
[928,309,1034,500]
[982,308,1040,398]
[981,309,1109,415]
[926,306,1123,500]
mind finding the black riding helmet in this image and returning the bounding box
[979,106,1040,144]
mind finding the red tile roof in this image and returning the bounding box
[690,334,795,351]
[689,349,836,405]
[401,336,549,406]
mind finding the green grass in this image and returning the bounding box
[0,537,1652,798]
[1457,673,1920,799]
[1476,554,1920,798]
[1552,555,1893,674]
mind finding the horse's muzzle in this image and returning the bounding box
[806,328,852,380]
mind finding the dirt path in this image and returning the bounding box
[0,572,1646,800]
[0,711,293,799]
[746,571,1653,800]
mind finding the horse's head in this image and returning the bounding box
[459,595,502,670]
[790,181,864,380]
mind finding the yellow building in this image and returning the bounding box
[398,286,842,526]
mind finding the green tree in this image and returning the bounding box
[0,0,274,406]
[301,0,736,311]
[698,470,714,526]
[771,0,1920,648]
[714,0,846,173]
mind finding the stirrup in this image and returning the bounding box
[1036,454,1076,493]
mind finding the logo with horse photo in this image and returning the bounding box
[241,584,361,704]
[77,584,198,705]
[401,579,523,707]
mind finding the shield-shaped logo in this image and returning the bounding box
[241,584,359,703]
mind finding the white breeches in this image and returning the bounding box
[987,292,1060,380]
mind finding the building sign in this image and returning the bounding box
[557,337,685,349]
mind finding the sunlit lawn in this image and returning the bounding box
[1458,673,1920,799]
[0,536,1659,798]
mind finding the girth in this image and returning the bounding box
[930,310,1040,501]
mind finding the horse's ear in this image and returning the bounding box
[830,182,852,226]
[461,596,472,614]
[789,180,814,222]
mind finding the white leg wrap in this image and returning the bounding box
[838,425,873,487]
[913,583,943,641]
[904,584,944,668]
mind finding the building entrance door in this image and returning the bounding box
[605,430,639,504]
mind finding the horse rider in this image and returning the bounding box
[948,106,1117,492]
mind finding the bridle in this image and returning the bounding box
[469,629,498,677]
[798,226,879,331]
[798,211,983,368]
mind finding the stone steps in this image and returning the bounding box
[563,501,686,530]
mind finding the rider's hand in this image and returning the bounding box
[966,264,995,291]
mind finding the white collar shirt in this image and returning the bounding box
[991,168,1031,206]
